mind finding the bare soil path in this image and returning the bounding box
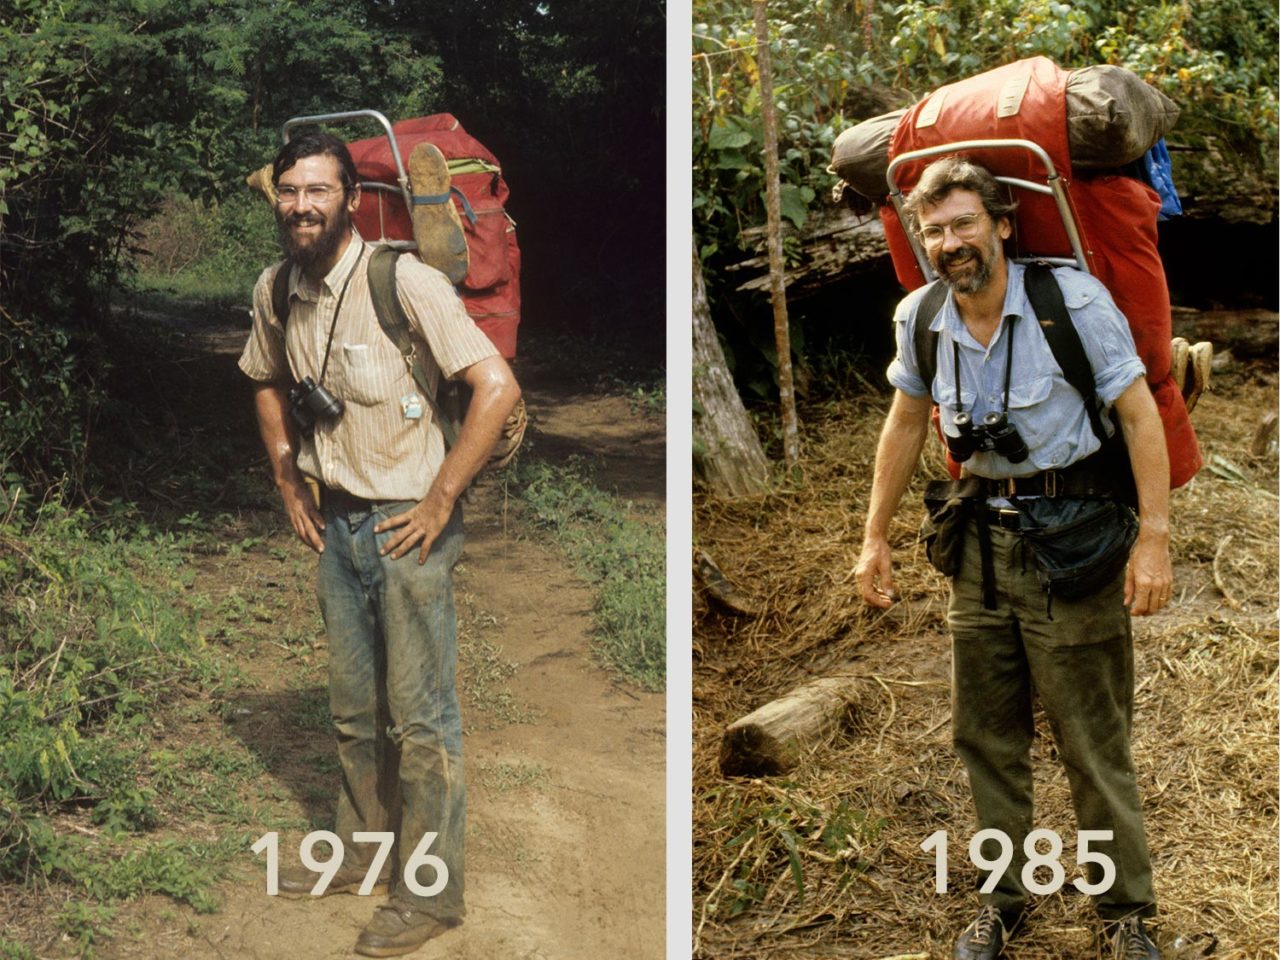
[40,314,666,959]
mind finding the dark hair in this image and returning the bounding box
[901,156,1018,235]
[272,131,358,194]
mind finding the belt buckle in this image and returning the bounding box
[997,477,1016,499]
[1043,469,1059,498]
[994,507,1021,529]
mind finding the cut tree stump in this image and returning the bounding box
[1250,411,1278,459]
[720,676,864,777]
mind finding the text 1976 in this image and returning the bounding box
[251,831,448,896]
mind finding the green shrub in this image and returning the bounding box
[694,0,1278,261]
[0,497,234,890]
[131,191,279,302]
[0,323,105,496]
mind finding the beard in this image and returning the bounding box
[933,231,1000,294]
[277,202,350,271]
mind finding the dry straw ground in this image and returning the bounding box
[692,360,1277,960]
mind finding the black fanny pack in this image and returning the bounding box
[921,475,1137,609]
[1013,497,1138,600]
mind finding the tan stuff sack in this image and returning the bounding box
[830,64,1180,201]
[829,108,906,201]
[1064,64,1180,168]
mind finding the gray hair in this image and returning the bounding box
[901,156,1018,235]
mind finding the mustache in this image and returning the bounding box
[285,212,325,227]
[939,245,980,268]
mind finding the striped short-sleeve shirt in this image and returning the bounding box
[238,233,498,501]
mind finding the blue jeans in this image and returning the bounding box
[318,499,466,921]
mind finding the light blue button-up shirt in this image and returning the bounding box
[886,262,1146,479]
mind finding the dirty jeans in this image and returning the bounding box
[949,518,1156,922]
[318,499,466,922]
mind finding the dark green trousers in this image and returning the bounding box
[948,518,1156,921]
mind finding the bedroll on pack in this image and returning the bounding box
[346,113,521,360]
[847,56,1200,489]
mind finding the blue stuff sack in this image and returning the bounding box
[1141,138,1183,220]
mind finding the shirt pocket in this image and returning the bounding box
[933,382,978,440]
[338,342,396,407]
[1004,372,1054,448]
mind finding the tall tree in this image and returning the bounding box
[752,0,800,468]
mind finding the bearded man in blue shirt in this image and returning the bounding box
[854,157,1170,960]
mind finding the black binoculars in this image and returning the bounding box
[946,410,1029,463]
[288,376,344,434]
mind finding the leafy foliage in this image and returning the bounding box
[0,495,252,960]
[132,191,279,301]
[1,0,440,311]
[693,0,1278,264]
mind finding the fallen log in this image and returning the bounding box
[720,676,864,777]
[1170,307,1279,360]
[726,207,889,297]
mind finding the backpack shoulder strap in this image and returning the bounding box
[1023,262,1107,442]
[271,258,293,328]
[367,246,415,357]
[913,279,949,390]
[366,246,461,450]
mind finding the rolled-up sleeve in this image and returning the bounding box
[238,264,290,383]
[1054,268,1146,405]
[886,291,930,398]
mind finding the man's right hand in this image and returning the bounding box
[281,478,325,553]
[855,536,898,608]
[251,382,326,554]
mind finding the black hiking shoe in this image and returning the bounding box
[953,904,1015,960]
[1107,916,1161,960]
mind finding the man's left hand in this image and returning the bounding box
[375,493,454,563]
[1125,530,1173,616]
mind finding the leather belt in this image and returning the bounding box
[978,468,1116,500]
[323,486,391,513]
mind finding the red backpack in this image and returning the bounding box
[346,114,521,359]
[881,57,1201,488]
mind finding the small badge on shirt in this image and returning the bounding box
[401,393,424,420]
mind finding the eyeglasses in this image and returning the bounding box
[919,212,986,247]
[276,184,344,206]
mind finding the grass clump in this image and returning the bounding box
[0,493,241,931]
[508,456,665,691]
[455,590,538,729]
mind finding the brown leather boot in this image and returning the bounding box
[354,897,458,957]
[276,861,390,898]
[407,142,469,285]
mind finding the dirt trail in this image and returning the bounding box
[103,317,666,959]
